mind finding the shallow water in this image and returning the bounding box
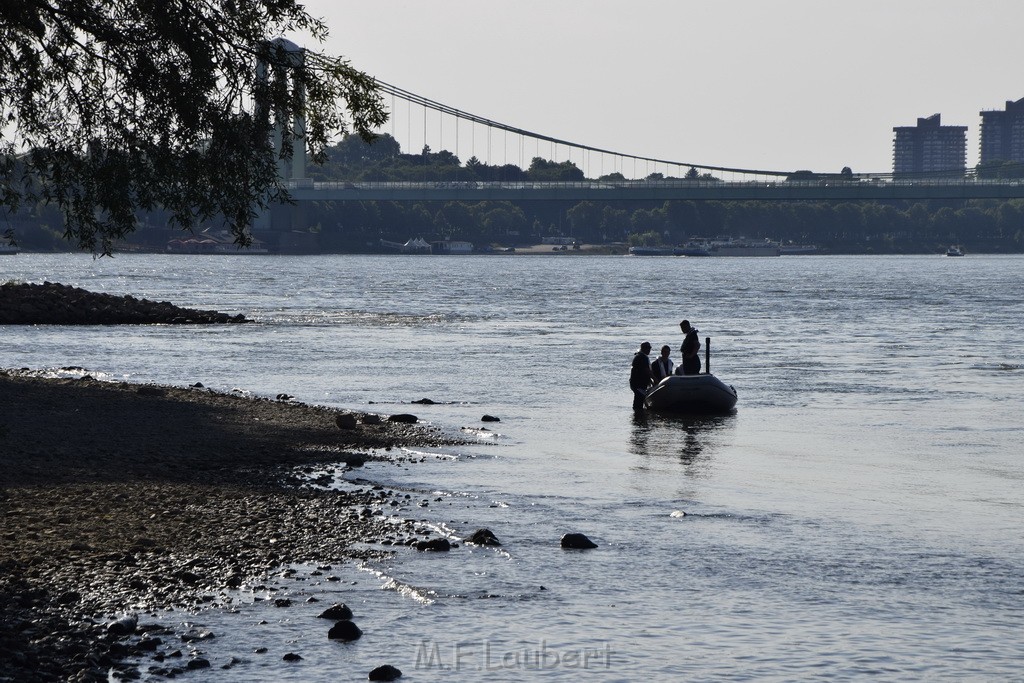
[3,253,1023,680]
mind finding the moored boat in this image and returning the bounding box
[628,246,676,256]
[167,229,267,254]
[780,243,818,255]
[675,240,711,257]
[645,373,738,413]
[431,239,474,254]
[708,236,780,257]
[945,245,964,257]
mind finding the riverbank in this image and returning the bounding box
[0,371,469,681]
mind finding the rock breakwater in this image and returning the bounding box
[0,281,248,325]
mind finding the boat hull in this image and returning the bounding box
[709,245,780,257]
[628,246,675,256]
[645,374,738,413]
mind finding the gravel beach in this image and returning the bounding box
[0,371,469,681]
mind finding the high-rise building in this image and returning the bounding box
[979,97,1024,165]
[892,114,967,176]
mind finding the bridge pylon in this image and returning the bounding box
[253,38,311,245]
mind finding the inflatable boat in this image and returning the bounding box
[645,373,738,413]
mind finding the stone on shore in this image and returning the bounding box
[369,664,403,681]
[341,454,366,467]
[415,538,451,552]
[335,413,359,430]
[466,528,502,546]
[388,414,418,424]
[560,532,598,549]
[106,615,138,636]
[317,603,354,621]
[327,620,363,641]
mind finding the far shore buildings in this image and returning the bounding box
[979,96,1024,165]
[892,114,967,176]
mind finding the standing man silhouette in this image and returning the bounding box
[679,320,702,375]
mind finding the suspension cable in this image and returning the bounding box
[374,79,794,178]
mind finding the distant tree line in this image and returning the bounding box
[294,134,1023,252]
[302,195,1024,254]
[6,133,1024,253]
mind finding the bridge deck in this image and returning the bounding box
[289,179,1024,202]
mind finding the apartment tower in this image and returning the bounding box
[892,114,967,176]
[979,97,1024,165]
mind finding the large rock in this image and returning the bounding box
[335,414,358,430]
[466,528,501,546]
[106,615,138,636]
[415,538,451,552]
[328,620,363,641]
[369,664,403,681]
[388,414,418,424]
[317,603,354,620]
[560,533,598,549]
[341,454,366,467]
[0,281,250,325]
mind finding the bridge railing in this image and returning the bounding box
[296,177,1024,191]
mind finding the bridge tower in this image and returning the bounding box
[258,37,308,183]
[253,38,313,249]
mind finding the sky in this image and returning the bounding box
[299,0,1024,177]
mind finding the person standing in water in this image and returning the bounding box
[679,320,701,375]
[630,341,653,410]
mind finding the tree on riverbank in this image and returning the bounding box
[1,0,386,253]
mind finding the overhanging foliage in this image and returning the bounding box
[1,0,386,253]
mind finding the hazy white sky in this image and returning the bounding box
[302,0,1024,176]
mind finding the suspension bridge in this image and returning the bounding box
[256,73,1024,237]
[279,79,1024,202]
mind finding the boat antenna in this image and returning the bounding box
[705,337,711,375]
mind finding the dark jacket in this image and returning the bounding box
[681,328,700,358]
[630,351,653,390]
[681,328,701,375]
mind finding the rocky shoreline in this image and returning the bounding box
[0,371,471,681]
[0,282,248,325]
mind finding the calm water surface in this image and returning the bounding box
[3,253,1023,680]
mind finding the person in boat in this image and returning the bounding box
[651,345,675,383]
[679,320,701,375]
[630,341,654,411]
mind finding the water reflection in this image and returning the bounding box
[630,412,736,477]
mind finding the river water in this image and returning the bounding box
[3,253,1023,680]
